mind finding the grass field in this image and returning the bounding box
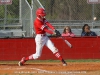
[0,59,100,64]
[0,59,100,75]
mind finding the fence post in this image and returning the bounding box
[92,4,95,29]
[4,5,7,30]
[19,0,22,24]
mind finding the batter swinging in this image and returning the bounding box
[18,8,67,66]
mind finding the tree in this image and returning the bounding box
[40,0,100,21]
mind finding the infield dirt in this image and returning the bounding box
[0,62,100,75]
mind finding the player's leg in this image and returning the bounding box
[19,43,44,65]
[30,35,47,60]
[18,35,46,66]
[45,37,67,66]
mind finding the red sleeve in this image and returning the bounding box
[43,27,53,34]
[44,20,55,30]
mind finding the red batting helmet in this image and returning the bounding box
[36,8,46,17]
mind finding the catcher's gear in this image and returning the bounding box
[55,30,61,37]
[36,8,46,17]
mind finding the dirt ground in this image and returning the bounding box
[0,62,100,75]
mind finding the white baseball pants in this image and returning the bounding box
[32,34,58,59]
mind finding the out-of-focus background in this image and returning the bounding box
[0,0,100,37]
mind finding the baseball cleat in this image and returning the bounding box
[62,59,67,66]
[63,63,67,66]
[18,57,25,66]
[18,61,23,66]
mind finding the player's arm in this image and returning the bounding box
[40,23,54,34]
[45,20,55,30]
[44,27,61,37]
[43,27,54,34]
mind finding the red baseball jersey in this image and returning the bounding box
[34,17,55,34]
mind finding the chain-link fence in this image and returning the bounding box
[40,0,100,20]
[39,0,100,35]
[0,0,43,37]
[0,0,24,37]
[0,0,100,37]
[40,0,100,29]
[0,0,20,29]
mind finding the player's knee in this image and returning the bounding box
[53,47,58,54]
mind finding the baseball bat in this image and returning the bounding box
[62,37,72,48]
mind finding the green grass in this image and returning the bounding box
[0,59,100,64]
[27,59,100,63]
[65,59,100,62]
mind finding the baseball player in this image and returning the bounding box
[18,8,67,66]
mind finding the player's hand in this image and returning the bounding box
[54,30,61,37]
[52,32,56,36]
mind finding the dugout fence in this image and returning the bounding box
[0,0,43,37]
[0,0,100,37]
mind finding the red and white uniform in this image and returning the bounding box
[18,8,66,66]
[34,17,54,34]
[31,17,58,59]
